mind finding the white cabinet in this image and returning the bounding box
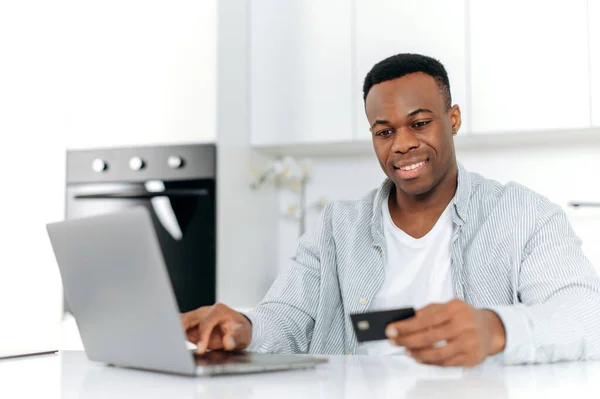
[251,0,353,146]
[469,0,590,133]
[590,0,600,127]
[66,0,217,149]
[355,0,468,138]
[567,208,600,276]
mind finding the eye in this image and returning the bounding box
[412,120,432,129]
[375,128,393,137]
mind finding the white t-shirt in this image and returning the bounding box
[357,196,455,355]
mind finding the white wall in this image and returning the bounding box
[0,0,278,356]
[216,0,279,309]
[64,0,218,149]
[0,1,66,350]
[276,138,600,278]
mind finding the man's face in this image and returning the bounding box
[365,72,461,197]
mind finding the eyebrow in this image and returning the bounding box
[370,119,390,129]
[369,109,435,129]
[407,108,434,117]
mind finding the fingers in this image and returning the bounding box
[220,321,245,351]
[181,307,217,353]
[181,307,209,330]
[185,303,252,354]
[386,303,452,338]
[386,300,493,368]
[186,329,200,344]
[196,313,222,354]
[207,328,225,349]
[222,333,236,351]
[194,306,247,354]
[407,334,470,365]
[180,311,198,331]
[390,318,467,350]
[386,300,473,346]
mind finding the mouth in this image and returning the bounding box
[393,159,429,180]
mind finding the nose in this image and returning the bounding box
[390,127,420,154]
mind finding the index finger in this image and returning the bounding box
[386,303,451,337]
[196,311,225,354]
[181,307,209,330]
[180,311,199,330]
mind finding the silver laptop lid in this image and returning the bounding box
[47,207,196,375]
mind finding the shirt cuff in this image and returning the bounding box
[240,309,267,352]
[486,305,535,365]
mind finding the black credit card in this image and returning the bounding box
[350,307,416,342]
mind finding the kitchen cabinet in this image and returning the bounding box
[590,0,600,127]
[355,0,468,138]
[469,0,590,133]
[65,0,217,149]
[250,0,353,146]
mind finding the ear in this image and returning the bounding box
[449,105,462,135]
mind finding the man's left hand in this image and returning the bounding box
[385,299,506,368]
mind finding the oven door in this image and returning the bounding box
[65,179,216,312]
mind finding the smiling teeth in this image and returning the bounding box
[400,161,426,171]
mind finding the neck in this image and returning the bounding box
[390,163,458,215]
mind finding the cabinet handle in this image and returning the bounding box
[568,202,600,208]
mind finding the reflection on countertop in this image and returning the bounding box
[56,351,600,399]
[1,350,600,399]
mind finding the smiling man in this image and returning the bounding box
[181,53,600,367]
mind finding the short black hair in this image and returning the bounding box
[362,53,452,109]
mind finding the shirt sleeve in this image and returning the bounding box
[488,197,600,365]
[241,204,334,354]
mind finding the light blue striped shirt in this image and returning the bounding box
[245,164,600,364]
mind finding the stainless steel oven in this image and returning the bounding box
[65,144,216,313]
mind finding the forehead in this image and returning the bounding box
[365,72,445,119]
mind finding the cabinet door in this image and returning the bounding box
[66,0,217,149]
[567,208,600,276]
[355,0,468,138]
[251,0,353,146]
[590,0,600,127]
[469,0,590,133]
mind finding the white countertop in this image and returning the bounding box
[1,351,600,399]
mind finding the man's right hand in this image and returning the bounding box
[180,303,253,354]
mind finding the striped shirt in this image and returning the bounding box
[245,164,600,364]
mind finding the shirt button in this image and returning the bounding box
[347,351,353,355]
[359,298,367,305]
[380,248,385,256]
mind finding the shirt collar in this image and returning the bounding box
[370,163,472,245]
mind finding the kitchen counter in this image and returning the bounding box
[1,351,600,398]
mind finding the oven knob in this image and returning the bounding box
[92,158,108,173]
[129,156,145,171]
[167,155,184,169]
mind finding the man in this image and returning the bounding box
[181,53,600,367]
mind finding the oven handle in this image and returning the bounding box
[74,189,208,200]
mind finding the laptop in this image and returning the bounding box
[46,207,327,376]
